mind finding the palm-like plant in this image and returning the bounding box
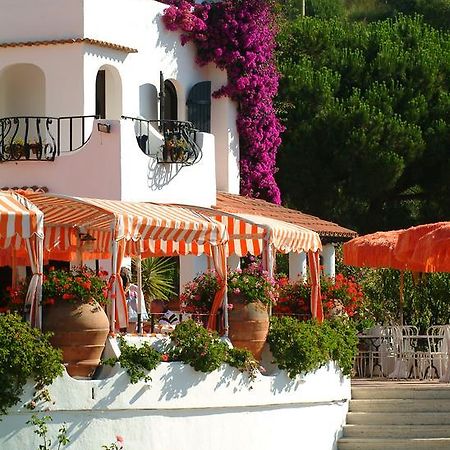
[132,257,177,302]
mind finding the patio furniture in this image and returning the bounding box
[356,326,393,377]
[388,325,420,379]
[426,325,449,379]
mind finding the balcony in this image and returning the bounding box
[0,116,97,162]
[122,116,202,167]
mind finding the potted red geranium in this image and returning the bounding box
[42,266,110,378]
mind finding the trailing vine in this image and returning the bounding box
[162,0,284,203]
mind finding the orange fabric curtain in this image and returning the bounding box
[109,240,128,330]
[25,234,44,328]
[207,244,227,331]
[308,250,323,322]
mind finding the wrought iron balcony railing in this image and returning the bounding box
[122,116,202,166]
[0,116,97,162]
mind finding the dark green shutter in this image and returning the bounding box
[187,81,211,132]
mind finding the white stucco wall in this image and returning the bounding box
[0,119,216,205]
[0,0,240,200]
[0,347,350,450]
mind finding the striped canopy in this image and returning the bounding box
[0,190,43,250]
[168,206,323,322]
[0,191,44,327]
[163,208,322,257]
[18,192,228,329]
[20,192,227,257]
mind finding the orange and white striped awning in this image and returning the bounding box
[20,192,227,257]
[0,191,44,264]
[164,208,322,257]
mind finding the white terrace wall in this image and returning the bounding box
[1,358,350,450]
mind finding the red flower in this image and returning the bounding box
[161,354,169,362]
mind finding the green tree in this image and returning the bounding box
[276,15,450,233]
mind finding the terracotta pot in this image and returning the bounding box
[43,301,109,378]
[228,294,269,361]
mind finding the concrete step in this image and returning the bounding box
[347,411,450,425]
[349,398,450,413]
[343,424,450,439]
[338,437,450,450]
[352,386,450,400]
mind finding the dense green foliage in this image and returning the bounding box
[103,336,162,383]
[104,321,259,382]
[361,269,450,332]
[276,0,450,29]
[267,316,358,377]
[335,245,450,332]
[0,314,63,416]
[276,14,449,233]
[168,320,229,372]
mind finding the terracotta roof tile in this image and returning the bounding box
[0,38,138,53]
[214,192,357,242]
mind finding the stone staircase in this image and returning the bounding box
[338,381,450,449]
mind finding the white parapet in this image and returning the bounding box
[1,339,350,450]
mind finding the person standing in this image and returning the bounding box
[120,267,149,333]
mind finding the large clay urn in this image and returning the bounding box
[228,294,269,361]
[43,301,109,378]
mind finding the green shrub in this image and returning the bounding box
[103,336,162,383]
[168,320,229,373]
[103,321,259,383]
[267,316,358,377]
[226,347,259,381]
[0,313,63,416]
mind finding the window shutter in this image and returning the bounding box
[159,71,165,129]
[187,81,211,132]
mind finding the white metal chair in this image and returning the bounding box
[355,326,391,378]
[426,325,449,379]
[388,325,419,379]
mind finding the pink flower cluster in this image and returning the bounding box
[162,0,284,203]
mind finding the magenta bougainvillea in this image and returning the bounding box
[162,0,283,204]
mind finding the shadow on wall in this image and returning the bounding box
[154,12,179,58]
[147,157,183,190]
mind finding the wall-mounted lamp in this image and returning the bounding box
[79,232,96,252]
[97,122,111,133]
[79,232,96,243]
